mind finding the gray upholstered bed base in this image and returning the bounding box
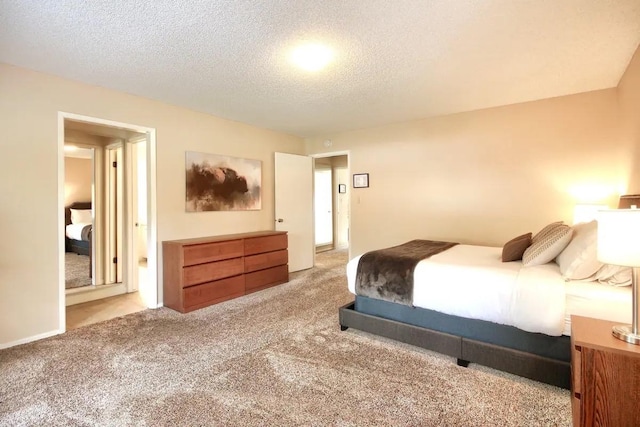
[339,297,571,389]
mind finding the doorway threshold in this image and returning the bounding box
[66,282,126,306]
[315,244,334,253]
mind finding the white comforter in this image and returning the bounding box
[65,223,90,241]
[347,245,567,336]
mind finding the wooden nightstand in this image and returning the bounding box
[571,315,640,427]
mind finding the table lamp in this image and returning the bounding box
[597,209,640,345]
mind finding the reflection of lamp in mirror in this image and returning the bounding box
[597,209,640,345]
[573,204,608,224]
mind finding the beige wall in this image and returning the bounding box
[64,157,92,206]
[618,45,640,193]
[0,63,303,346]
[331,156,350,249]
[306,89,632,257]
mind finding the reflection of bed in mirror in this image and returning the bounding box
[65,201,92,278]
[340,221,632,389]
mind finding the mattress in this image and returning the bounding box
[347,244,632,336]
[564,280,631,335]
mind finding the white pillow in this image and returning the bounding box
[523,224,573,267]
[555,221,602,280]
[594,264,632,286]
[70,208,92,224]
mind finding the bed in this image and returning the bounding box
[339,222,632,389]
[65,202,93,276]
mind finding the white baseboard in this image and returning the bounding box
[0,329,62,350]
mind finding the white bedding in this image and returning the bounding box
[65,223,90,240]
[564,280,631,335]
[347,244,631,336]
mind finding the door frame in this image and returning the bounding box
[57,112,159,334]
[310,151,351,259]
[313,167,334,248]
[126,136,148,294]
[105,142,124,285]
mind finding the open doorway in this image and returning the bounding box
[313,154,350,253]
[59,114,158,330]
[314,167,334,250]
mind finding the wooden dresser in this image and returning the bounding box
[571,315,640,427]
[163,231,288,313]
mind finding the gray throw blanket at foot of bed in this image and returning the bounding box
[355,240,458,306]
[81,224,92,241]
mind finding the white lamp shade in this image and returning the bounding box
[597,209,640,267]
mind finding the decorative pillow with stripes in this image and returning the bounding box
[523,224,573,267]
[531,221,563,243]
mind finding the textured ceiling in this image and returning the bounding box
[1,1,639,137]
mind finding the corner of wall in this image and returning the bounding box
[617,43,640,194]
[617,43,640,89]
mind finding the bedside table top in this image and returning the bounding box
[571,315,640,357]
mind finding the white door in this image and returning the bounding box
[314,168,333,246]
[275,152,314,272]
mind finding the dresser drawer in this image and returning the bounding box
[183,257,244,287]
[244,234,287,256]
[183,275,245,311]
[244,249,288,273]
[183,240,244,266]
[245,264,288,292]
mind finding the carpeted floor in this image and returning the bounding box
[65,253,92,289]
[0,249,571,426]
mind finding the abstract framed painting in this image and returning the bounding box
[185,151,262,211]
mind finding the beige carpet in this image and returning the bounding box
[0,249,571,426]
[65,253,91,289]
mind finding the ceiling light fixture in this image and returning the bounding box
[290,43,334,72]
[64,145,78,152]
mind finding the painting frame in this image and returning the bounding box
[185,151,262,212]
[353,173,369,189]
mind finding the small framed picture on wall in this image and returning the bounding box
[338,184,346,194]
[353,173,369,188]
